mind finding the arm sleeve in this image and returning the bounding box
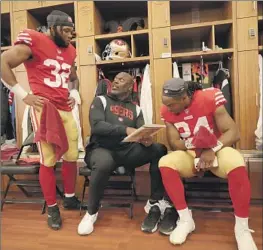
[14,29,35,48]
[89,97,127,136]
[211,88,227,113]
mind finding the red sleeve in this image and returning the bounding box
[209,88,227,112]
[14,29,37,50]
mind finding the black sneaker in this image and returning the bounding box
[159,207,178,235]
[63,196,81,210]
[47,205,62,230]
[141,205,161,233]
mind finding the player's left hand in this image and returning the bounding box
[67,96,76,109]
[197,149,215,171]
[139,136,153,147]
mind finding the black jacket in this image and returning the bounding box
[88,94,144,150]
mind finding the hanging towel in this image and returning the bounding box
[255,54,262,150]
[140,64,153,124]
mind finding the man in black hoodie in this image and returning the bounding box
[78,72,178,236]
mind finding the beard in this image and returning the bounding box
[53,28,68,48]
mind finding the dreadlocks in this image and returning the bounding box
[186,81,203,97]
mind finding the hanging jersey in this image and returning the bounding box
[131,75,142,105]
[213,70,233,116]
[161,88,227,146]
[14,29,76,111]
[8,91,14,106]
[95,78,112,96]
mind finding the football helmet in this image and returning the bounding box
[102,39,131,60]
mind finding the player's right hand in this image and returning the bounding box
[23,94,46,112]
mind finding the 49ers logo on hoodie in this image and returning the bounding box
[110,105,133,120]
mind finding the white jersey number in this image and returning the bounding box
[174,116,213,139]
[43,59,71,88]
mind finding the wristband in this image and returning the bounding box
[11,84,28,100]
[211,141,223,153]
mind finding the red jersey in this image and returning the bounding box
[14,29,76,111]
[161,88,227,146]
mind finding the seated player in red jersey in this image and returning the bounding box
[1,10,82,230]
[159,78,258,250]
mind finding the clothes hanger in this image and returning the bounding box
[215,54,230,78]
[98,68,105,79]
[200,55,204,84]
[216,61,230,78]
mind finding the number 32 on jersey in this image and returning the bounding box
[43,59,71,88]
[174,116,213,138]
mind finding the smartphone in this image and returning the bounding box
[194,157,219,169]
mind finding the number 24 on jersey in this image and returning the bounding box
[174,116,214,138]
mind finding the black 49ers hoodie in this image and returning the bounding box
[88,94,144,150]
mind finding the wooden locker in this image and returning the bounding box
[237,1,258,18]
[13,11,40,72]
[13,11,28,39]
[13,11,40,39]
[151,1,170,28]
[237,50,259,149]
[79,37,95,65]
[13,11,28,72]
[152,27,171,59]
[41,1,73,7]
[1,1,10,13]
[249,158,263,200]
[237,17,258,51]
[12,1,42,12]
[153,58,172,146]
[77,1,95,37]
[79,65,97,140]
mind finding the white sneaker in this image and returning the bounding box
[235,227,258,250]
[169,212,195,245]
[78,211,98,236]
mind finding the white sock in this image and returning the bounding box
[65,193,75,198]
[235,215,249,229]
[178,207,192,221]
[48,203,57,207]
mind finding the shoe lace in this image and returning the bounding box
[148,212,157,221]
[236,227,255,241]
[163,207,175,219]
[147,208,160,222]
[52,212,60,221]
[50,208,60,221]
[240,228,255,234]
[176,218,191,229]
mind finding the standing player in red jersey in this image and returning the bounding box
[158,78,258,250]
[1,10,82,230]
